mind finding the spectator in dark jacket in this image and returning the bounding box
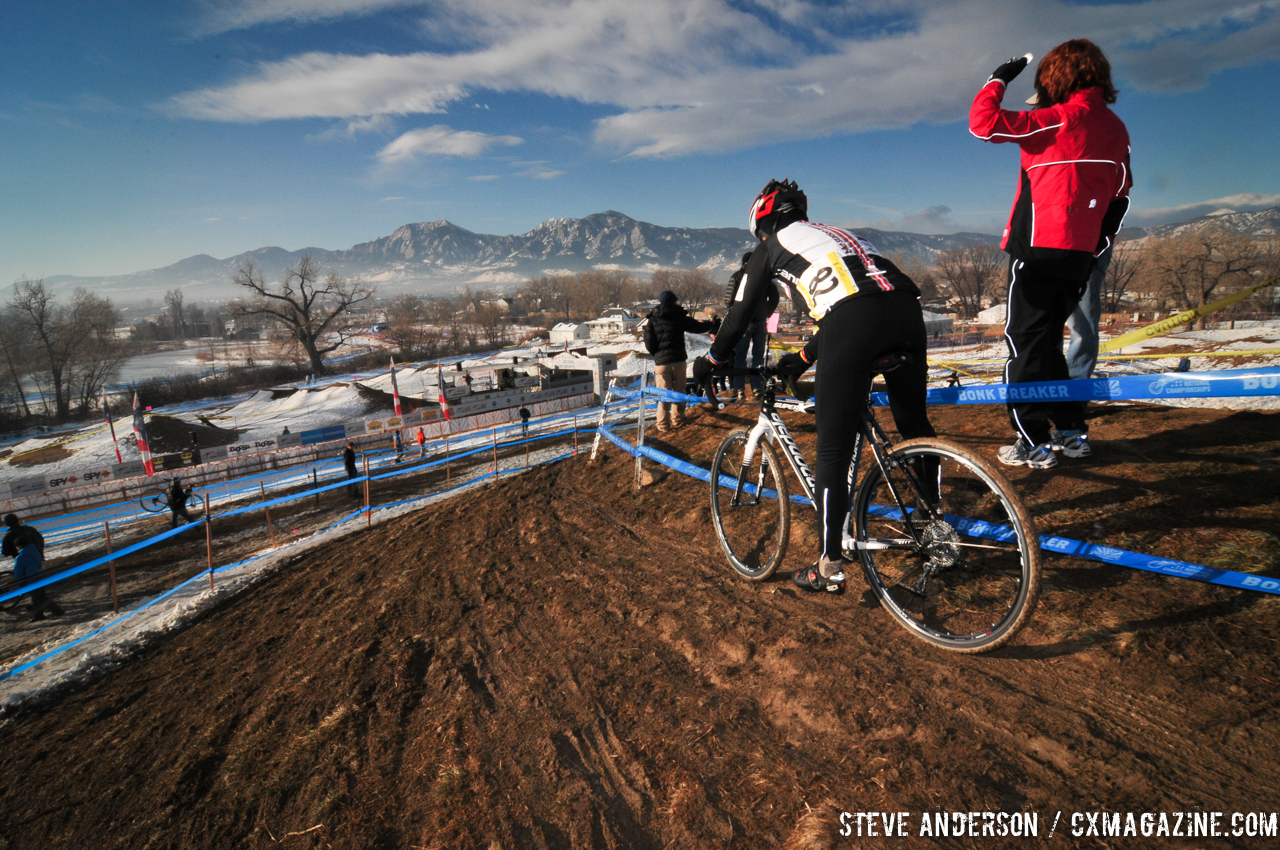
[643,290,715,432]
[3,513,62,621]
[344,441,360,497]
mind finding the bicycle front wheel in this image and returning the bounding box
[851,438,1040,652]
[710,430,790,580]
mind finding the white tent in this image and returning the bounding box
[976,303,1007,325]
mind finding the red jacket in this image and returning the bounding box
[971,82,1131,278]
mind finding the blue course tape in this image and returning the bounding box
[1,428,587,682]
[614,367,1280,408]
[599,399,1280,596]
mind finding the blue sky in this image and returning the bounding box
[2,0,1279,288]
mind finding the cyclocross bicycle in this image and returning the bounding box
[700,356,1041,653]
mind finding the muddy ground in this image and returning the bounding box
[0,399,1278,849]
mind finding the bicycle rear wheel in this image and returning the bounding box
[139,492,169,514]
[851,438,1040,652]
[710,429,790,580]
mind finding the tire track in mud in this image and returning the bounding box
[0,405,1278,848]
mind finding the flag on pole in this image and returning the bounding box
[132,392,155,476]
[436,365,452,421]
[103,391,122,464]
[389,357,403,417]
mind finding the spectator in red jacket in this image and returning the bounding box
[970,39,1131,470]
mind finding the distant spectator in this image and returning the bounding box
[168,477,195,529]
[393,429,405,463]
[643,290,716,433]
[3,514,62,622]
[518,405,531,437]
[344,441,360,498]
[946,371,963,388]
[281,425,290,435]
[416,426,427,458]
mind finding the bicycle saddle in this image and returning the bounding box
[870,351,913,376]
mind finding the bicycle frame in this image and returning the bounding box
[719,369,933,551]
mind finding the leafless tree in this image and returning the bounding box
[936,243,1005,319]
[1100,241,1145,314]
[6,280,124,420]
[474,301,510,347]
[385,294,440,360]
[649,268,719,308]
[229,255,375,375]
[1145,226,1266,329]
[885,252,942,307]
[69,289,127,415]
[0,310,33,418]
[164,288,187,340]
[9,279,82,418]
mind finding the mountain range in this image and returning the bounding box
[43,206,1279,305]
[43,211,993,305]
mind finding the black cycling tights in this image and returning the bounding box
[813,292,935,561]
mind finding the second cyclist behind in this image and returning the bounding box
[693,179,936,595]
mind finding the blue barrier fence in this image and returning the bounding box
[600,384,1280,597]
[0,417,593,682]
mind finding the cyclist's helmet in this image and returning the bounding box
[748,179,807,239]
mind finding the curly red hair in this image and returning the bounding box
[1033,39,1117,107]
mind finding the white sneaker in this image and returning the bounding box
[997,439,1058,469]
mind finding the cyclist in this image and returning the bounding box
[693,179,936,594]
[168,477,195,528]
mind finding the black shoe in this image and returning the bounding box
[31,610,46,622]
[793,560,847,595]
[48,603,64,617]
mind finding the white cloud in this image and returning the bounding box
[375,125,522,162]
[380,196,407,201]
[204,217,221,222]
[468,174,501,181]
[309,114,396,142]
[193,0,427,36]
[171,0,1280,157]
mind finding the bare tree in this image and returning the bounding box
[1146,226,1265,329]
[936,243,1005,319]
[0,310,33,418]
[164,288,187,340]
[474,301,510,347]
[6,281,125,420]
[9,279,80,418]
[1100,241,1145,314]
[885,252,942,307]
[649,268,719,307]
[385,294,440,360]
[229,256,375,375]
[69,289,126,416]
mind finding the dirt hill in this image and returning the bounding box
[0,401,1277,849]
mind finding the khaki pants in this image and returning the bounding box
[654,361,687,430]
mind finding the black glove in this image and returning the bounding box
[692,355,717,387]
[988,54,1030,85]
[775,351,810,378]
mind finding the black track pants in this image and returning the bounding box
[1002,259,1088,445]
[814,293,935,561]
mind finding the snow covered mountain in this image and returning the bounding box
[1121,206,1280,241]
[44,211,995,304]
